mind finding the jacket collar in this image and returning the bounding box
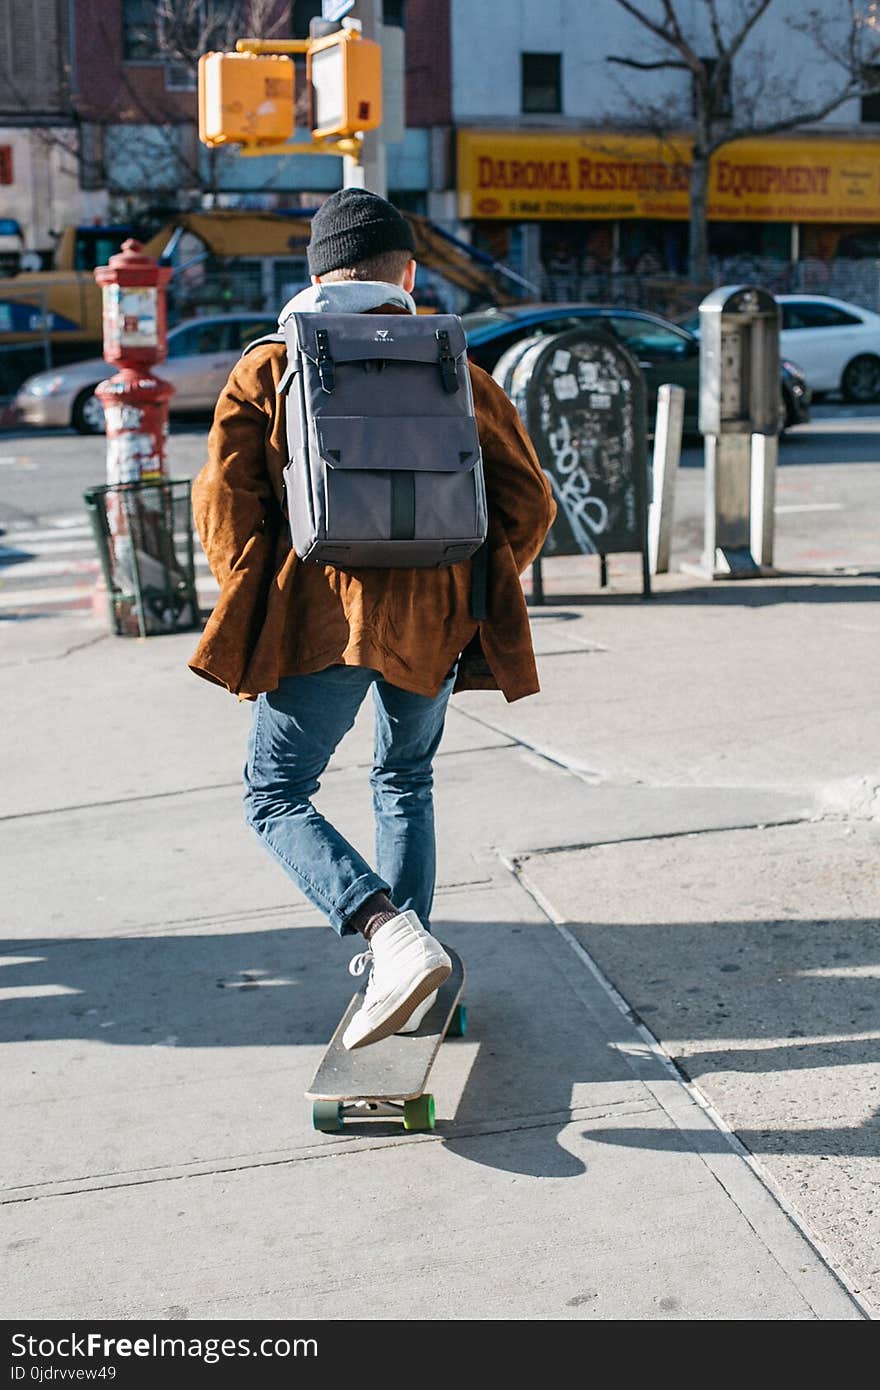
[278,280,417,322]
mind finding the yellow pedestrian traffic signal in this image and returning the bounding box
[308,28,382,141]
[198,52,295,148]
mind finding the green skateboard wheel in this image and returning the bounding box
[312,1100,344,1132]
[447,1002,467,1037]
[403,1093,435,1131]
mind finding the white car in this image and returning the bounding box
[776,294,880,402]
[14,313,277,433]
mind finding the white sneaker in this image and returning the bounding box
[396,990,437,1034]
[342,912,451,1050]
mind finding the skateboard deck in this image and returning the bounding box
[306,945,466,1132]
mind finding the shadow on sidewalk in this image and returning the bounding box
[0,926,345,1052]
[556,909,880,1167]
[531,580,880,608]
[582,1113,880,1162]
[680,430,880,468]
[0,920,595,1178]
[3,914,878,1175]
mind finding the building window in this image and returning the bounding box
[292,1,323,38]
[79,124,105,191]
[862,66,880,122]
[123,1,245,66]
[122,0,162,61]
[383,0,406,25]
[521,53,561,114]
[692,57,732,119]
[292,0,404,30]
[104,123,195,192]
[166,61,197,91]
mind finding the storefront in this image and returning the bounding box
[456,129,880,302]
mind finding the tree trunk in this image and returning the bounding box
[689,148,710,284]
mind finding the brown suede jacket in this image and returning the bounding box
[189,308,556,702]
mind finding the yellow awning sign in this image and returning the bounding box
[458,131,880,223]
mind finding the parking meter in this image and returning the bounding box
[698,285,780,575]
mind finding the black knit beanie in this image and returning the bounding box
[307,188,416,276]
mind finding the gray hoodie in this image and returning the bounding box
[277,280,417,324]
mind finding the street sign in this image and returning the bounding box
[323,0,356,19]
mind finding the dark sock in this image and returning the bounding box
[348,892,400,941]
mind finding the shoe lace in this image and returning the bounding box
[349,949,380,1003]
[349,949,373,979]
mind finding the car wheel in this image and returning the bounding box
[841,355,880,404]
[778,392,789,435]
[72,386,105,434]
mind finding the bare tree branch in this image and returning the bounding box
[659,0,688,49]
[725,0,775,66]
[610,0,682,49]
[710,81,862,150]
[706,0,725,57]
[612,0,703,77]
[605,0,880,278]
[82,1,289,202]
[607,56,690,71]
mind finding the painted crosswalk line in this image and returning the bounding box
[0,518,217,617]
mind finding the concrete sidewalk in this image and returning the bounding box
[2,559,877,1319]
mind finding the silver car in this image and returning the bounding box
[14,313,278,433]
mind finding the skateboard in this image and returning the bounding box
[305,946,466,1133]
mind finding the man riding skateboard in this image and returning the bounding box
[189,189,555,1049]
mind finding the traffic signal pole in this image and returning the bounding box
[227,25,382,166]
[345,0,387,195]
[200,22,385,185]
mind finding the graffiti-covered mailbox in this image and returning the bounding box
[502,327,651,597]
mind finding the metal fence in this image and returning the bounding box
[165,258,309,323]
[3,253,878,408]
[535,257,880,320]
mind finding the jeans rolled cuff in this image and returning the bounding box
[333,874,393,937]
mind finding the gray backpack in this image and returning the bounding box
[249,312,488,572]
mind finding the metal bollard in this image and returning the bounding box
[648,383,685,574]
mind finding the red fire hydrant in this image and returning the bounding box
[94,239,174,480]
[90,240,182,635]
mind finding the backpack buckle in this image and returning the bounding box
[436,329,459,394]
[315,328,335,393]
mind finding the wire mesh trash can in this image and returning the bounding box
[83,477,200,638]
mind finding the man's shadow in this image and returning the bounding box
[0,919,597,1179]
[5,914,874,1182]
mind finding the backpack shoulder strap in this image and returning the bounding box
[241,331,298,394]
[242,331,285,356]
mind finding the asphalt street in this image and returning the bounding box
[0,404,878,620]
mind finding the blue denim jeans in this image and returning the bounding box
[243,665,455,936]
